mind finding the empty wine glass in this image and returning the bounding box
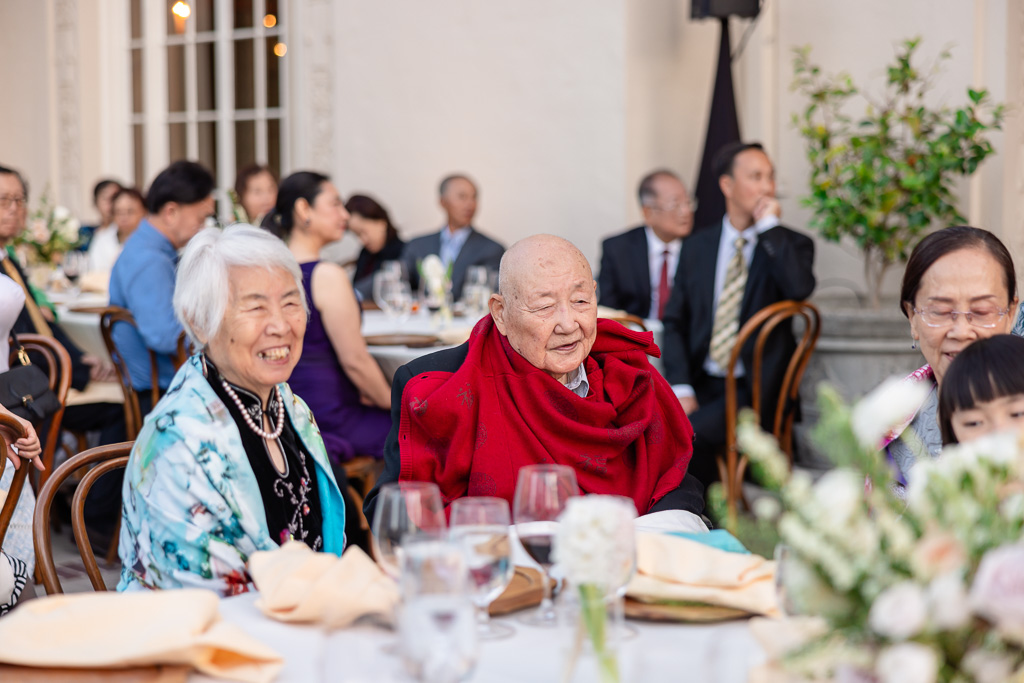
[381,279,413,322]
[399,537,478,682]
[513,464,580,627]
[371,482,447,580]
[449,497,515,640]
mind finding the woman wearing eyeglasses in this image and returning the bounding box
[882,226,1019,483]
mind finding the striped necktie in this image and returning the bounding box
[709,236,748,368]
[2,257,53,337]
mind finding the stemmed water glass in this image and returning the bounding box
[513,464,580,627]
[371,482,447,580]
[449,497,516,640]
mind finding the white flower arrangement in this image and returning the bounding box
[418,254,453,324]
[734,377,1024,681]
[15,188,81,266]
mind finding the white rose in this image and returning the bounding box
[811,468,863,529]
[554,495,636,589]
[52,205,70,222]
[58,216,80,242]
[961,650,1015,683]
[868,582,928,640]
[419,254,446,288]
[969,545,1024,637]
[926,572,969,630]
[875,643,938,683]
[851,376,932,449]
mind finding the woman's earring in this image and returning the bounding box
[911,339,918,350]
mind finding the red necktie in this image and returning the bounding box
[657,248,671,319]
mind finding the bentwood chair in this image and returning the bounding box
[0,412,30,548]
[9,333,72,490]
[603,314,649,332]
[100,307,165,441]
[344,457,383,531]
[33,441,132,593]
[720,300,822,520]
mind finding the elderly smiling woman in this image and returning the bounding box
[118,225,346,595]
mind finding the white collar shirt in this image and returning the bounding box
[644,226,683,320]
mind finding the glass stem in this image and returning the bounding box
[540,566,554,617]
[476,603,490,628]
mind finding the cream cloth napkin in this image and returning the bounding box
[626,531,780,617]
[0,589,282,683]
[249,542,399,629]
[747,616,830,683]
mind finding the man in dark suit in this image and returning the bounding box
[598,170,695,319]
[401,174,504,300]
[662,142,815,488]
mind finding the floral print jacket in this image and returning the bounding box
[117,355,346,595]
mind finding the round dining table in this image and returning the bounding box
[190,590,765,683]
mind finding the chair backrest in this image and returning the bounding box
[33,441,132,594]
[603,314,649,332]
[10,333,72,490]
[0,412,29,547]
[100,306,162,440]
[720,300,822,519]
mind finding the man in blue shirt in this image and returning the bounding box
[109,161,215,413]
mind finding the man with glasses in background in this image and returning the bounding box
[597,169,695,320]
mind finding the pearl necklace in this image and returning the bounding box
[220,379,285,441]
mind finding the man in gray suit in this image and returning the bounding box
[401,174,505,300]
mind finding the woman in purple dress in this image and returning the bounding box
[265,172,392,461]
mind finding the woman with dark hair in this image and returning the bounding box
[88,187,145,272]
[232,164,278,226]
[345,194,405,300]
[938,335,1024,445]
[881,226,1018,481]
[267,172,392,464]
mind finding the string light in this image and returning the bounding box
[171,1,191,19]
[273,42,287,57]
[264,14,277,28]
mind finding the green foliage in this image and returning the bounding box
[792,39,1003,308]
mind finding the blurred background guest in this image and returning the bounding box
[882,227,1018,480]
[119,225,346,594]
[88,186,145,273]
[270,172,393,465]
[77,178,121,250]
[938,335,1024,445]
[345,193,405,301]
[232,164,278,226]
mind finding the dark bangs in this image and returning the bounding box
[938,335,1024,444]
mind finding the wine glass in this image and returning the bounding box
[371,482,447,580]
[61,251,85,295]
[513,464,579,627]
[449,497,515,640]
[398,537,478,682]
[381,279,413,322]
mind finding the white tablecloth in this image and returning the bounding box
[191,591,765,683]
[51,291,110,361]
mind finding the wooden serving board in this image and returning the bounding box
[363,334,440,348]
[0,664,190,683]
[623,597,750,623]
[489,566,550,616]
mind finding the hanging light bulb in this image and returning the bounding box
[171,1,191,19]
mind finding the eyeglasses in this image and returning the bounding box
[913,306,1011,328]
[648,198,698,215]
[0,196,27,210]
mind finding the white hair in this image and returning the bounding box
[173,224,307,349]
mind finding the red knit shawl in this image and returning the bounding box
[398,317,693,514]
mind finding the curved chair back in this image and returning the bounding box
[720,300,822,520]
[603,314,649,332]
[100,307,162,440]
[0,413,29,547]
[10,333,72,489]
[33,441,132,593]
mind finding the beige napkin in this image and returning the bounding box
[0,589,282,683]
[249,542,399,629]
[435,326,473,346]
[626,531,780,617]
[78,270,110,293]
[747,616,830,683]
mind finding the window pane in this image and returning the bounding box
[234,0,253,28]
[235,120,256,171]
[131,48,144,115]
[234,39,255,110]
[196,41,216,111]
[195,0,215,32]
[267,118,281,180]
[167,44,186,113]
[265,37,281,109]
[133,124,146,188]
[167,0,188,35]
[169,122,187,162]
[130,0,142,40]
[198,122,218,176]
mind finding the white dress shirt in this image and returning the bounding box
[673,213,779,399]
[563,363,590,398]
[87,224,122,273]
[438,225,472,268]
[644,226,683,320]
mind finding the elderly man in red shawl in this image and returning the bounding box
[363,234,705,525]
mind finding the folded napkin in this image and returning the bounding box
[0,589,282,683]
[435,326,473,346]
[248,542,399,629]
[747,616,830,683]
[626,531,780,617]
[78,270,110,293]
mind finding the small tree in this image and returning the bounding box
[792,38,1003,310]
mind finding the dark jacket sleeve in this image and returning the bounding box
[660,264,691,387]
[648,472,705,516]
[51,322,90,391]
[363,363,411,529]
[759,227,816,301]
[596,239,621,311]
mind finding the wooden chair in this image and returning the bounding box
[33,442,132,593]
[720,300,822,521]
[603,314,649,332]
[10,334,72,490]
[344,456,383,531]
[100,307,164,441]
[0,413,30,548]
